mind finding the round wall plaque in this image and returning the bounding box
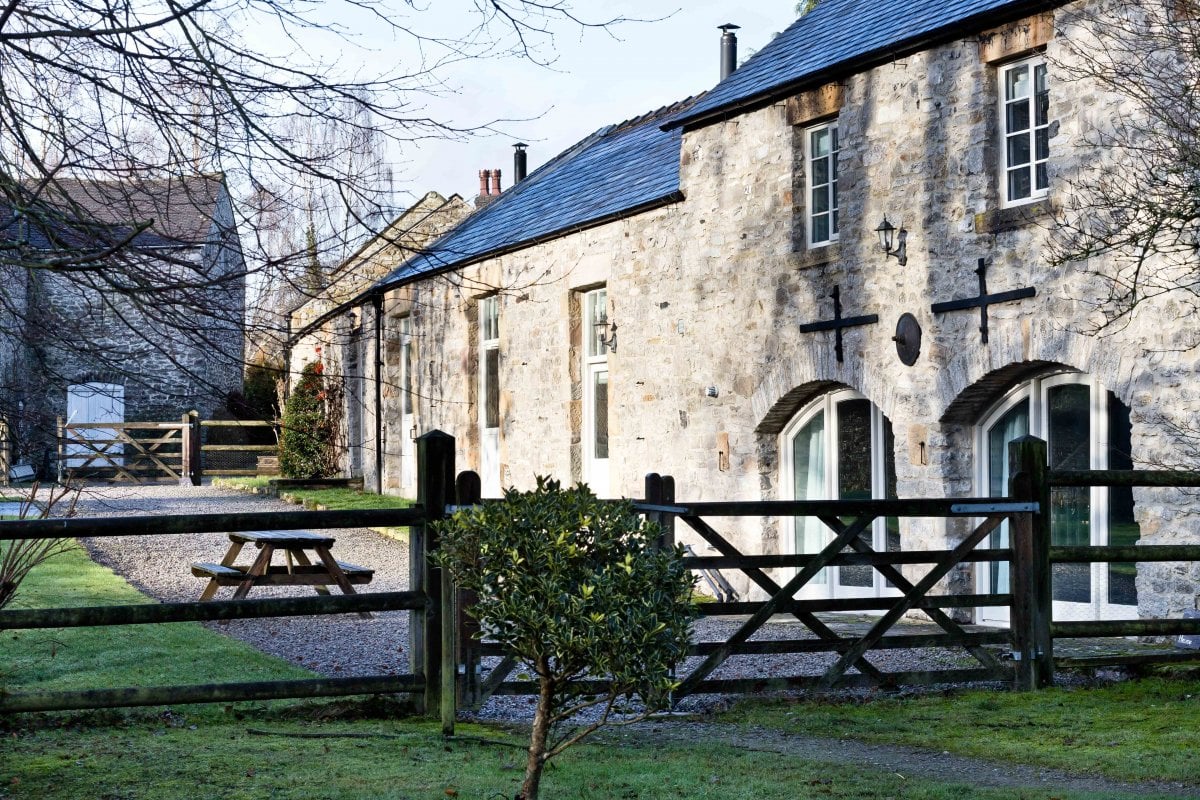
[893,313,922,366]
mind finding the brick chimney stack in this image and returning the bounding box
[475,167,503,209]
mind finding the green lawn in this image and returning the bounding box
[2,540,1198,799]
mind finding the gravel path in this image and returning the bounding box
[77,484,413,680]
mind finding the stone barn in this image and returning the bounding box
[311,0,1200,623]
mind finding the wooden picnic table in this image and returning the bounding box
[191,530,373,606]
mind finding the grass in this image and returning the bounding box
[0,542,314,692]
[2,539,1197,799]
[212,476,414,536]
[718,678,1200,784]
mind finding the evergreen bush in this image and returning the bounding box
[279,361,337,478]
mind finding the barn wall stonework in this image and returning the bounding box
[349,3,1200,612]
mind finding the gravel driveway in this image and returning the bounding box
[77,484,413,681]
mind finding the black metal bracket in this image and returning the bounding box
[930,258,1036,344]
[799,285,879,362]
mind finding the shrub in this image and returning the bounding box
[434,478,695,800]
[278,361,338,478]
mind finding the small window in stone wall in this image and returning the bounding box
[805,121,840,247]
[999,54,1050,206]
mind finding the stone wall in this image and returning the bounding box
[341,2,1200,614]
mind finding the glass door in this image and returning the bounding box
[783,390,898,600]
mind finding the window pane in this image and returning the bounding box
[587,289,608,358]
[1008,168,1031,201]
[810,128,829,157]
[1006,101,1030,133]
[402,339,413,415]
[811,214,829,245]
[1005,64,1029,100]
[1035,129,1050,161]
[593,369,608,459]
[484,348,499,429]
[811,186,829,213]
[812,157,829,186]
[831,208,839,236]
[481,297,498,341]
[1007,134,1030,166]
[837,399,873,588]
[1035,163,1048,191]
[1107,392,1139,606]
[793,411,827,585]
[1048,384,1091,603]
[987,400,1030,593]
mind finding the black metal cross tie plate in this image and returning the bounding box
[799,285,880,362]
[931,258,1036,344]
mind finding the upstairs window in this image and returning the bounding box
[806,121,839,247]
[1000,55,1049,205]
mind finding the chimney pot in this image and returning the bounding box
[719,23,740,81]
[513,143,528,183]
[478,170,490,195]
[490,168,502,195]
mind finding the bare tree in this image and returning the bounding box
[0,0,629,469]
[1048,1,1200,338]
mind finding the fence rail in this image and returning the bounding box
[56,413,279,483]
[6,430,1200,735]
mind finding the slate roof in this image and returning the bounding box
[0,174,226,251]
[666,0,1065,131]
[374,99,694,291]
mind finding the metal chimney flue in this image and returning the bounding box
[719,23,740,81]
[513,142,528,183]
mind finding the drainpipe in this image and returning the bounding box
[372,293,383,494]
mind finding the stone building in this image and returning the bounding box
[317,0,1199,623]
[288,191,471,482]
[0,174,246,471]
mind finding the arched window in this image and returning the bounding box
[977,373,1137,623]
[780,389,898,599]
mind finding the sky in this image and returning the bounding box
[381,2,800,204]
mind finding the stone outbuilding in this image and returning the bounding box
[0,174,246,473]
[313,0,1200,624]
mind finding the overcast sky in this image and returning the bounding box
[386,2,799,204]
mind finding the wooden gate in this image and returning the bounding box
[453,474,1032,707]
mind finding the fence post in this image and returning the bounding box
[181,412,201,486]
[453,470,482,711]
[414,430,454,721]
[1009,435,1053,689]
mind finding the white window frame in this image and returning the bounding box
[805,120,840,247]
[582,288,610,497]
[999,54,1050,207]
[975,373,1137,625]
[478,296,500,497]
[779,389,898,600]
[397,316,416,494]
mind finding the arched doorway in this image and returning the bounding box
[780,388,898,599]
[976,372,1138,623]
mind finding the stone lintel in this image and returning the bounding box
[979,12,1055,64]
[974,200,1055,235]
[787,82,844,127]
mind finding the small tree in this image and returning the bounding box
[434,478,695,800]
[278,361,338,478]
[0,483,80,609]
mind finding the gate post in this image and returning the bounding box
[181,412,201,486]
[414,430,454,721]
[1009,435,1053,689]
[454,471,483,711]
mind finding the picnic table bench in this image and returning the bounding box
[191,531,374,612]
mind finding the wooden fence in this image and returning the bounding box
[5,430,1200,734]
[450,435,1200,715]
[0,431,457,726]
[57,413,277,484]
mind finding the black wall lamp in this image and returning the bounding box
[876,216,908,266]
[595,317,617,352]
